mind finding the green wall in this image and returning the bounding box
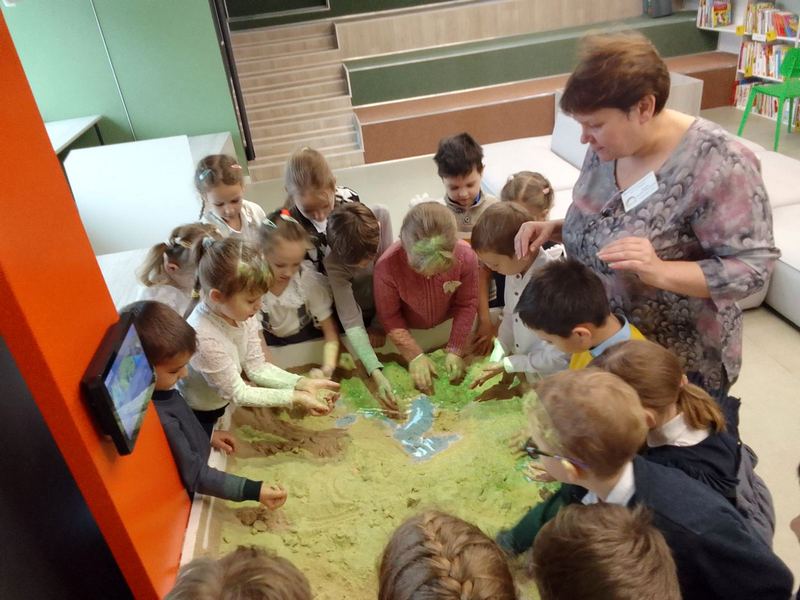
[345,12,718,106]
[228,0,455,29]
[2,0,245,164]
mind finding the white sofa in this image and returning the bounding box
[481,88,799,326]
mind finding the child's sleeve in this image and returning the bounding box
[303,269,334,325]
[496,282,514,355]
[500,484,572,555]
[503,338,569,376]
[374,254,423,362]
[372,204,394,258]
[325,258,366,332]
[242,318,301,392]
[446,244,479,356]
[160,411,261,502]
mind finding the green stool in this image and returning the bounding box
[738,46,800,151]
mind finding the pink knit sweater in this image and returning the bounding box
[373,240,478,362]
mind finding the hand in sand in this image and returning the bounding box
[292,390,332,416]
[409,353,437,394]
[371,369,400,414]
[259,484,288,510]
[469,362,505,389]
[444,352,466,383]
[210,430,237,454]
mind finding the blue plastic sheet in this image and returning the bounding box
[390,396,460,461]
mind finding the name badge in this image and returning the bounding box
[621,171,658,212]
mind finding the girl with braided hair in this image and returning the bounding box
[379,510,517,600]
[373,202,479,394]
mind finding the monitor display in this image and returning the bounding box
[81,313,155,455]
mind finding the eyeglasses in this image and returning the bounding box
[523,438,589,469]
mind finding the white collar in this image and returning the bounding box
[582,461,636,506]
[647,413,710,448]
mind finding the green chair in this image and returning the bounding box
[738,46,800,151]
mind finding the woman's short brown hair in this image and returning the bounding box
[532,504,681,600]
[326,202,381,265]
[379,510,517,600]
[560,32,670,115]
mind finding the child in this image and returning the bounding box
[278,146,360,273]
[178,237,338,436]
[515,258,645,369]
[469,203,568,388]
[259,209,339,376]
[373,202,478,393]
[500,369,794,600]
[166,545,311,600]
[531,504,681,600]
[137,223,220,317]
[593,339,775,546]
[196,154,266,244]
[433,133,501,357]
[323,202,397,408]
[378,511,516,600]
[500,171,554,220]
[126,301,287,509]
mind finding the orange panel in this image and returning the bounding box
[0,13,189,599]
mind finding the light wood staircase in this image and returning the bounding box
[231,21,364,182]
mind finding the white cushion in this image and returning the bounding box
[765,204,800,326]
[550,92,589,169]
[551,188,573,220]
[728,133,766,155]
[754,151,800,209]
[664,72,704,117]
[482,136,580,196]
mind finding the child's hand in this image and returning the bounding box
[259,483,288,510]
[210,430,237,454]
[292,390,332,416]
[471,320,495,356]
[368,328,386,348]
[409,354,437,394]
[524,462,556,483]
[444,353,465,383]
[296,377,340,396]
[371,369,400,414]
[469,361,505,389]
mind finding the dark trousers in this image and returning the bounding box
[265,319,322,347]
[192,405,228,439]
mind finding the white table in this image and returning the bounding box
[45,115,103,155]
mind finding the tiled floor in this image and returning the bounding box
[248,106,800,581]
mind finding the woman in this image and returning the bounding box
[515,32,778,397]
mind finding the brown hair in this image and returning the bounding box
[560,32,670,116]
[591,339,726,432]
[326,202,381,265]
[533,369,647,478]
[400,202,458,273]
[124,301,197,365]
[284,147,336,207]
[137,223,221,287]
[379,511,517,600]
[471,202,531,257]
[260,209,313,255]
[165,545,311,600]
[500,171,554,220]
[532,504,681,600]
[194,154,245,218]
[433,132,484,178]
[192,237,272,298]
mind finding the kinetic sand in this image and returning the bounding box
[190,350,551,599]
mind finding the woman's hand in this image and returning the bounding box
[514,220,562,259]
[597,236,665,286]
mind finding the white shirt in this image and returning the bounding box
[582,461,636,506]
[137,284,192,317]
[647,413,710,448]
[202,199,266,245]
[261,266,333,338]
[497,245,569,381]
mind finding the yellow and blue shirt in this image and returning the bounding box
[569,314,645,370]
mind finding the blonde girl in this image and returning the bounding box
[281,147,360,272]
[137,222,220,317]
[500,171,554,220]
[259,209,339,377]
[177,237,338,436]
[195,154,266,244]
[373,202,479,393]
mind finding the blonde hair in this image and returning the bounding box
[137,223,220,287]
[192,237,272,298]
[260,209,313,255]
[194,155,244,218]
[284,147,336,206]
[166,546,311,600]
[592,339,726,432]
[533,369,647,478]
[532,504,681,600]
[379,511,517,600]
[400,202,457,273]
[500,171,554,220]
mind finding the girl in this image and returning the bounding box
[259,209,340,377]
[592,339,775,546]
[137,222,220,317]
[178,237,338,436]
[279,147,360,273]
[195,154,266,244]
[373,202,478,393]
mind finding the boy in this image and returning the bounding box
[125,301,287,509]
[324,203,397,410]
[468,203,568,387]
[501,369,794,600]
[166,545,311,600]
[532,503,681,600]
[515,258,645,369]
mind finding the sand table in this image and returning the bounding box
[201,350,551,599]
